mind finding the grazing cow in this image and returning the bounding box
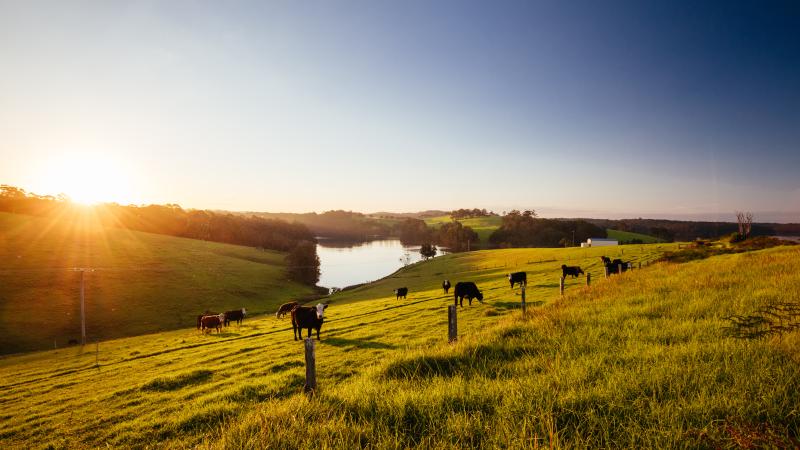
[196,310,218,329]
[291,303,328,341]
[508,271,527,288]
[200,314,225,333]
[275,301,299,319]
[442,279,451,294]
[454,281,483,307]
[394,287,408,300]
[224,308,247,326]
[561,265,584,278]
[600,256,629,274]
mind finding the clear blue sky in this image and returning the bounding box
[1,1,798,221]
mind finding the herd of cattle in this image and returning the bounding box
[196,308,248,333]
[198,255,633,341]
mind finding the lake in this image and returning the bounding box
[316,239,439,289]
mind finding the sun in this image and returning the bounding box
[37,153,137,205]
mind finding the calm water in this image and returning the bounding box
[316,239,437,289]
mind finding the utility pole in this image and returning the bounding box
[80,269,85,346]
[74,268,94,346]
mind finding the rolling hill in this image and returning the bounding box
[0,212,315,354]
[425,215,502,247]
[606,228,664,244]
[6,243,799,447]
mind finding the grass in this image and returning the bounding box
[425,215,502,247]
[4,242,799,448]
[0,211,315,354]
[606,228,664,244]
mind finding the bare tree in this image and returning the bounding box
[735,211,754,240]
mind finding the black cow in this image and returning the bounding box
[442,279,451,294]
[454,281,483,307]
[507,271,527,288]
[600,256,629,274]
[224,308,247,326]
[561,265,584,278]
[291,303,328,341]
[394,287,408,300]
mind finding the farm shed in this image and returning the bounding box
[581,238,619,248]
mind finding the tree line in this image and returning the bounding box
[488,210,606,248]
[0,185,320,285]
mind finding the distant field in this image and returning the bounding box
[0,212,314,354]
[425,215,502,247]
[606,228,663,243]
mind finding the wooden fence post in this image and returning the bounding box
[617,263,622,274]
[448,305,457,343]
[586,272,591,287]
[604,266,609,278]
[638,262,641,270]
[521,284,526,314]
[304,338,317,395]
[559,276,565,296]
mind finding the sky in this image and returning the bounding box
[1,1,798,221]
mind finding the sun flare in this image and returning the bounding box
[37,154,137,205]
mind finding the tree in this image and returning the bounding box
[736,211,754,240]
[419,243,437,259]
[285,241,320,285]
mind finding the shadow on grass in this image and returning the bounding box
[384,343,527,380]
[141,369,213,392]
[492,301,544,310]
[324,337,397,350]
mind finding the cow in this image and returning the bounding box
[600,256,629,274]
[561,265,584,278]
[196,310,218,329]
[442,279,451,294]
[394,287,408,300]
[291,303,328,341]
[275,301,299,319]
[200,314,225,333]
[508,271,527,288]
[224,308,247,326]
[454,281,483,307]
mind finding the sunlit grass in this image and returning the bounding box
[2,243,797,447]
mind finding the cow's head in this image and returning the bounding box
[476,291,484,302]
[241,308,247,316]
[507,273,512,280]
[561,264,567,269]
[315,303,328,320]
[218,313,226,322]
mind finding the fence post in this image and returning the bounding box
[638,262,641,270]
[448,305,457,343]
[304,338,317,395]
[617,263,622,274]
[604,266,609,278]
[521,284,526,314]
[559,276,565,296]
[586,272,591,287]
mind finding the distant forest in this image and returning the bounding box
[489,210,606,248]
[0,185,320,284]
[583,218,800,242]
[248,210,393,241]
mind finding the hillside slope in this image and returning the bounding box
[7,243,799,448]
[425,215,502,247]
[606,228,664,244]
[0,212,315,354]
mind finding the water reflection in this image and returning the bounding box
[316,239,442,289]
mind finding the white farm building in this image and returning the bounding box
[580,238,619,248]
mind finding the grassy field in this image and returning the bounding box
[606,228,663,244]
[0,212,315,354]
[4,242,799,448]
[425,215,503,247]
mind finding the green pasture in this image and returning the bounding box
[425,215,502,247]
[3,242,798,448]
[0,212,314,354]
[606,228,663,244]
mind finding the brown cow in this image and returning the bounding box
[200,314,225,333]
[275,301,299,319]
[291,304,328,341]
